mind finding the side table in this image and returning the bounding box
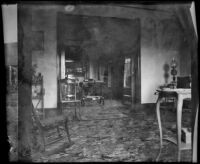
[155,88,191,161]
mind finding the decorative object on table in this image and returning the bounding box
[163,63,170,86]
[177,76,191,89]
[170,57,178,88]
[168,83,175,89]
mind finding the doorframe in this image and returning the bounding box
[135,40,141,105]
[134,18,141,105]
[131,55,135,105]
[122,48,141,107]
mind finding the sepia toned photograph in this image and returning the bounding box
[2,1,198,162]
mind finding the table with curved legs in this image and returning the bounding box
[155,88,191,162]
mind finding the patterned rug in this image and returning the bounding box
[32,100,192,162]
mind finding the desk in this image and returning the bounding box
[155,88,191,161]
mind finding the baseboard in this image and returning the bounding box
[132,103,156,110]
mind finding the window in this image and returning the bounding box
[123,58,131,88]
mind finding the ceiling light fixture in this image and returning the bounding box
[64,5,75,12]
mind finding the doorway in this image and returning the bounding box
[122,54,140,106]
[56,13,141,107]
[123,57,132,105]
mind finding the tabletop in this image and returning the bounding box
[157,88,191,94]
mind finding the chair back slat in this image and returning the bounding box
[32,103,43,128]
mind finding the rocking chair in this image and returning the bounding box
[31,103,71,152]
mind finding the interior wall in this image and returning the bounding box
[141,18,183,103]
[31,8,57,108]
[141,48,180,103]
[179,38,191,76]
[141,16,191,103]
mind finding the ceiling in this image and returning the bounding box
[113,3,193,32]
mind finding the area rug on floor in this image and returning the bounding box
[32,101,192,162]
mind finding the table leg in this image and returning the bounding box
[78,102,82,120]
[74,102,77,120]
[173,98,177,112]
[61,103,63,114]
[156,96,163,161]
[177,94,183,162]
[64,117,71,143]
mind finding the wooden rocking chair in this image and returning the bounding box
[31,103,71,152]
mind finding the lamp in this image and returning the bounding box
[170,57,178,87]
